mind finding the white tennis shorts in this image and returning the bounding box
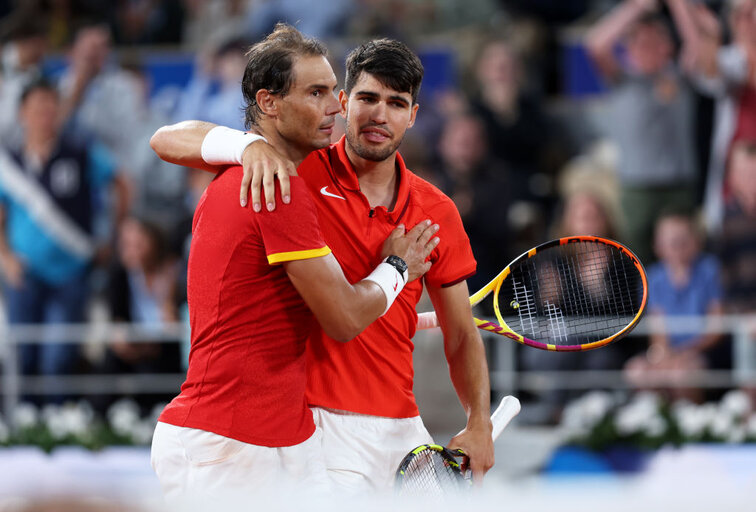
[150,421,329,505]
[311,407,434,494]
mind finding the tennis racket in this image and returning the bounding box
[417,236,647,351]
[395,395,521,495]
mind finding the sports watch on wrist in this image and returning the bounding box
[385,255,409,283]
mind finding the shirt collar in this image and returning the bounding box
[329,136,411,223]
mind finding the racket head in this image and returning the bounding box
[479,236,648,351]
[394,444,470,495]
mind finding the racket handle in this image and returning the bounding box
[491,396,521,441]
[416,311,439,330]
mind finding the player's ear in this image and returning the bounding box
[338,89,348,116]
[407,103,419,129]
[256,89,277,117]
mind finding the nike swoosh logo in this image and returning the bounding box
[320,186,346,200]
[393,276,398,291]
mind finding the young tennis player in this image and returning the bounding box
[151,36,494,493]
[150,26,439,503]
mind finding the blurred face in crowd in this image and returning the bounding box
[475,41,519,90]
[625,21,673,75]
[341,72,418,162]
[562,193,611,237]
[118,218,157,272]
[16,35,48,68]
[272,55,340,154]
[654,216,700,268]
[439,115,487,174]
[729,141,756,214]
[217,48,246,86]
[20,87,59,140]
[71,26,111,74]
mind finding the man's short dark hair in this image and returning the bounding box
[0,12,47,43]
[628,13,672,40]
[20,77,58,105]
[344,39,424,104]
[242,23,327,128]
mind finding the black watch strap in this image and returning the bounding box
[385,255,409,283]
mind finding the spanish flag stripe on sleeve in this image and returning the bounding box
[267,246,331,265]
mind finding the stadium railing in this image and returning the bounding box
[1,315,754,420]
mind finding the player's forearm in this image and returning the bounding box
[150,120,223,172]
[445,330,492,426]
[325,280,389,341]
[286,255,401,342]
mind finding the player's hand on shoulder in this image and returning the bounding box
[240,140,297,212]
[382,220,439,282]
[447,420,495,485]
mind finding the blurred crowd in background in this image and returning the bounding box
[0,0,755,422]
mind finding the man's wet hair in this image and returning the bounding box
[344,39,424,104]
[242,23,327,128]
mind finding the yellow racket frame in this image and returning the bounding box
[463,236,647,351]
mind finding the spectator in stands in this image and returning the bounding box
[111,0,185,45]
[470,38,556,204]
[172,168,214,370]
[243,0,354,40]
[585,0,698,264]
[97,215,181,412]
[173,38,247,131]
[0,13,47,142]
[625,210,724,402]
[719,138,756,314]
[432,113,514,291]
[115,60,186,232]
[718,137,756,404]
[0,79,123,400]
[669,0,756,234]
[58,22,144,173]
[181,0,247,50]
[521,191,624,423]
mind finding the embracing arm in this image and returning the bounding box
[285,254,388,342]
[428,280,494,483]
[150,121,295,210]
[286,221,438,342]
[150,120,223,173]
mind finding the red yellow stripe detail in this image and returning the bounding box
[267,246,331,265]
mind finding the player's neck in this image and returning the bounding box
[346,144,399,209]
[254,123,307,168]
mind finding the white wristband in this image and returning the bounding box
[201,126,268,165]
[364,262,407,316]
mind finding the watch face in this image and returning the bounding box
[387,255,408,273]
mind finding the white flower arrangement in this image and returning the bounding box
[0,399,164,451]
[561,390,756,452]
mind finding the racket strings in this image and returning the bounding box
[397,450,465,495]
[501,241,644,345]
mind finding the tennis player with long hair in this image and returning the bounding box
[151,33,494,493]
[149,26,439,503]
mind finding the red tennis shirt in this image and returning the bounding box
[159,167,331,447]
[300,137,477,418]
